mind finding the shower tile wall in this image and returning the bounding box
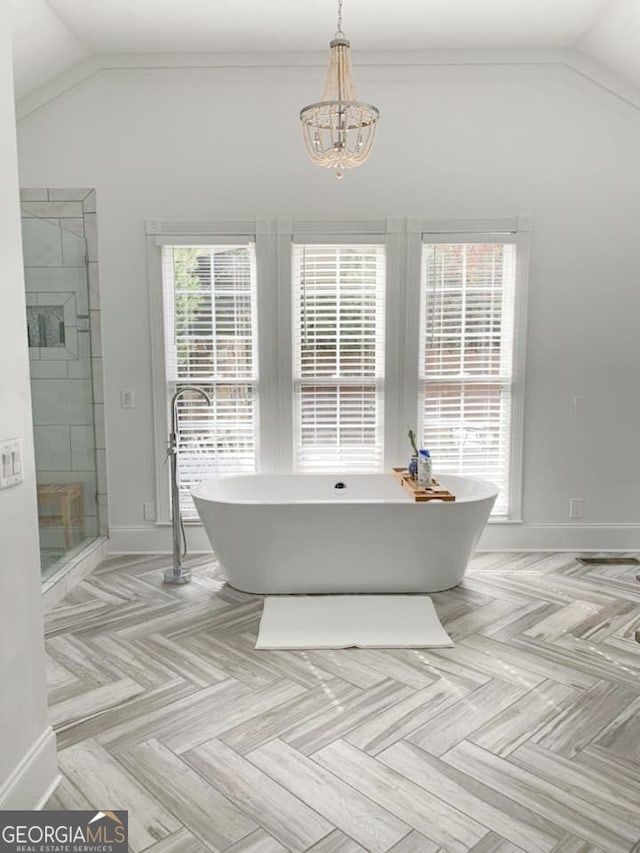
[21,189,108,565]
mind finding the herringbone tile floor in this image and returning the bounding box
[45,552,640,853]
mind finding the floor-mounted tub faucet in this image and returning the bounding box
[164,385,212,585]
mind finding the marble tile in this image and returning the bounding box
[56,679,199,751]
[50,676,145,728]
[443,741,634,852]
[67,351,92,379]
[532,679,638,758]
[62,228,87,266]
[83,190,97,214]
[31,379,93,426]
[22,216,62,266]
[117,738,256,852]
[314,739,487,853]
[220,678,359,755]
[469,680,579,757]
[344,678,468,755]
[379,740,561,853]
[509,742,639,827]
[459,635,597,690]
[22,200,84,218]
[185,738,333,852]
[444,597,524,642]
[142,827,210,853]
[407,678,526,757]
[70,425,95,472]
[549,837,607,853]
[303,648,387,688]
[469,834,526,853]
[21,188,48,202]
[574,744,640,797]
[155,679,307,755]
[423,642,544,690]
[48,188,92,202]
[44,775,93,811]
[248,739,409,853]
[523,600,605,643]
[34,425,72,471]
[58,739,180,850]
[42,551,640,852]
[387,831,442,853]
[225,830,288,853]
[24,265,88,297]
[306,830,369,852]
[592,692,640,763]
[282,679,414,755]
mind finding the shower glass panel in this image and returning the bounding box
[22,210,99,579]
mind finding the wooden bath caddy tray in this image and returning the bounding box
[392,468,456,502]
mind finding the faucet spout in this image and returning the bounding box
[170,385,212,448]
[164,385,212,585]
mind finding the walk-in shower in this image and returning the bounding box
[20,188,108,586]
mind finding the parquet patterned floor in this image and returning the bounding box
[45,552,640,853]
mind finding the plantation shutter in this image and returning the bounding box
[420,241,516,515]
[162,243,258,518]
[293,243,386,471]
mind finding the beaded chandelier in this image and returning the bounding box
[300,0,379,179]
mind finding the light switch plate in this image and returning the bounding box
[0,438,23,489]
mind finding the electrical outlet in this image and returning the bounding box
[143,501,156,521]
[0,438,23,489]
[570,498,585,520]
[121,390,135,409]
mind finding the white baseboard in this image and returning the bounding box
[0,727,59,810]
[108,525,212,554]
[479,522,640,551]
[109,522,640,555]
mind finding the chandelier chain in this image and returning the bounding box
[336,0,344,37]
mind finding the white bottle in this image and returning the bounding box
[417,449,432,487]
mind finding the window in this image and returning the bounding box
[292,243,386,471]
[161,243,258,517]
[150,217,527,523]
[419,240,517,515]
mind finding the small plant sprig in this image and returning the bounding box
[408,428,418,456]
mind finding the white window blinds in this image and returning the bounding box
[293,243,386,471]
[420,241,516,515]
[162,244,258,518]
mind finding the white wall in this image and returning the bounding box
[0,2,58,808]
[15,58,640,550]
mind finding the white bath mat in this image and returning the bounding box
[255,595,453,649]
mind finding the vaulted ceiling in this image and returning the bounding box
[10,0,640,100]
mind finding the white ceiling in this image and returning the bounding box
[10,0,640,99]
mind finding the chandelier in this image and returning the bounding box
[300,0,379,179]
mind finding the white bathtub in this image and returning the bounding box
[192,473,497,594]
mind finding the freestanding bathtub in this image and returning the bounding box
[192,473,497,594]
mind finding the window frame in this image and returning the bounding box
[405,218,530,521]
[148,216,529,524]
[290,232,388,473]
[147,219,276,523]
